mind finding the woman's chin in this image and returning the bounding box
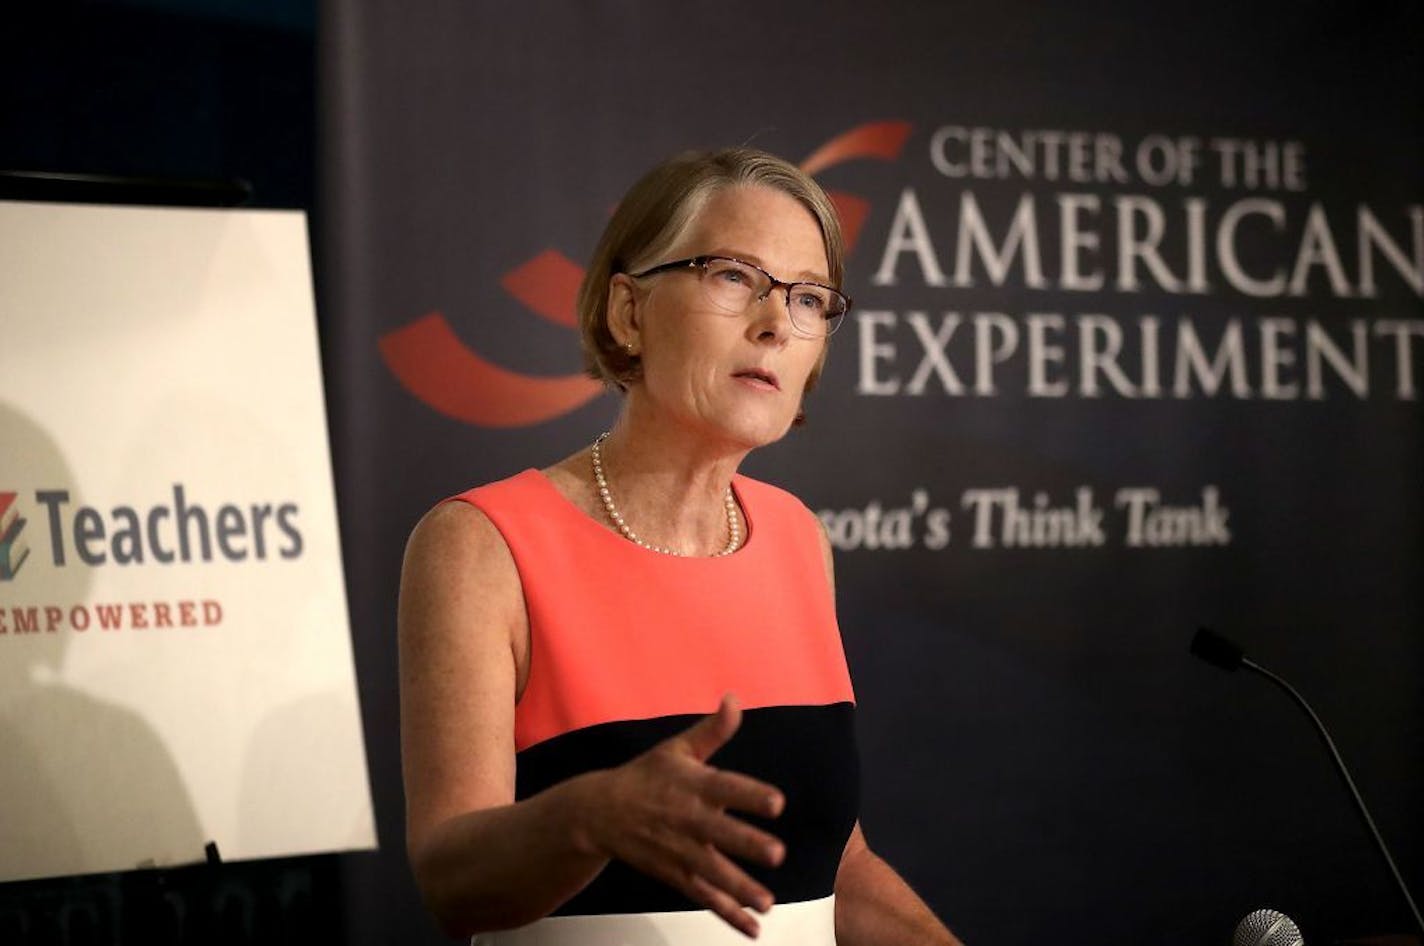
[715,413,798,451]
[637,396,798,452]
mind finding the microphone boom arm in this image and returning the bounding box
[1238,654,1424,935]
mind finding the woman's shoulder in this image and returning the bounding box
[443,452,596,515]
[445,468,546,509]
[416,458,595,565]
[404,494,508,578]
[411,466,570,574]
[405,471,532,562]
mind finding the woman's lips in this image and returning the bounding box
[733,368,780,391]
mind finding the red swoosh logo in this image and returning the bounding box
[800,120,913,253]
[499,249,583,328]
[378,312,601,428]
[800,120,913,176]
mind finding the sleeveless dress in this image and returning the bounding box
[450,469,858,946]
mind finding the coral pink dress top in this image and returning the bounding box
[450,469,858,946]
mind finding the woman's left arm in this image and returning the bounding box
[811,511,965,945]
[834,822,964,946]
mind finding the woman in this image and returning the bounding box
[399,148,962,945]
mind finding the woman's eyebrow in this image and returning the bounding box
[704,248,831,284]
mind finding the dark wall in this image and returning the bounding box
[3,0,314,209]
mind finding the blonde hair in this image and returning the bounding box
[578,147,845,390]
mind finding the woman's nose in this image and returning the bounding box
[747,288,793,342]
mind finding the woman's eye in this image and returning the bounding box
[792,290,828,313]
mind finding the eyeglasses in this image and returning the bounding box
[627,255,850,338]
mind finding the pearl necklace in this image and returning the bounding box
[591,432,741,557]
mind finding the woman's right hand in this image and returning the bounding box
[573,693,786,937]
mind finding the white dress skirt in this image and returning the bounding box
[473,893,836,945]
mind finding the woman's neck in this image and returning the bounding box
[590,411,749,556]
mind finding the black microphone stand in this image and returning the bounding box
[1191,628,1424,937]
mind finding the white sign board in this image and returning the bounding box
[0,201,376,882]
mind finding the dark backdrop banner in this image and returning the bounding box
[319,3,1423,943]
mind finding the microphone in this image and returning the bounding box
[1233,908,1304,946]
[1190,626,1244,670]
[1191,628,1424,936]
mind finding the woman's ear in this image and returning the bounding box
[606,273,642,355]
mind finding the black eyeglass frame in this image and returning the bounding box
[626,255,852,337]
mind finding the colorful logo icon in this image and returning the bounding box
[379,120,912,428]
[0,491,31,581]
